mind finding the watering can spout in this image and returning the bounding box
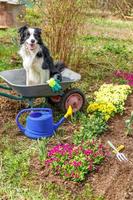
[54,106,73,131]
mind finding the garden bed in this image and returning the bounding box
[1,85,133,200]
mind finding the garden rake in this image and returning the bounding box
[107,141,128,162]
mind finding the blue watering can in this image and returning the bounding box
[16,106,72,139]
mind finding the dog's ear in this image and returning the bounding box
[18,25,28,45]
[18,25,28,34]
[35,28,42,35]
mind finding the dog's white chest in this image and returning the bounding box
[32,56,43,72]
[23,53,43,71]
[19,46,50,85]
[23,55,34,70]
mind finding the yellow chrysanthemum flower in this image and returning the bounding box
[87,84,132,121]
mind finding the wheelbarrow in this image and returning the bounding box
[0,68,85,112]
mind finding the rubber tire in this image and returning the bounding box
[46,96,62,106]
[60,88,85,113]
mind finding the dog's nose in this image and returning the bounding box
[31,39,35,43]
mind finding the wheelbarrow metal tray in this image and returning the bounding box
[0,68,81,97]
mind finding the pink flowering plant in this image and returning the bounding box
[114,70,133,86]
[45,141,108,182]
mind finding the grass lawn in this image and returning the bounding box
[0,17,133,199]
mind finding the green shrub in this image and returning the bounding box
[103,43,127,55]
[23,7,43,26]
[73,113,107,145]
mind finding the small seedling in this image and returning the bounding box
[37,138,48,164]
[125,111,133,136]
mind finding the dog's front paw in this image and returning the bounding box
[53,73,62,82]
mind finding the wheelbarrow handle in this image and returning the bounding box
[16,108,52,133]
[0,84,12,90]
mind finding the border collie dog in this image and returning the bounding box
[18,26,64,86]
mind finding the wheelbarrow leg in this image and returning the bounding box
[27,98,35,108]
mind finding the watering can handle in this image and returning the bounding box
[16,108,52,132]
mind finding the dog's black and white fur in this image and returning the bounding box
[18,26,64,86]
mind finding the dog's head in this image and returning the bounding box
[18,26,42,51]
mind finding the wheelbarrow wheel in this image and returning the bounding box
[46,95,62,106]
[60,88,85,113]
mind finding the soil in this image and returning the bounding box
[90,95,133,200]
[1,91,133,200]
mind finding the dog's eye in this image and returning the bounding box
[34,33,38,37]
